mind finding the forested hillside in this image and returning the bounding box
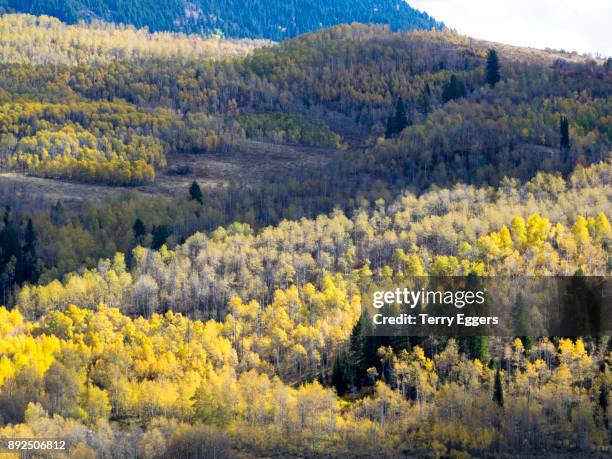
[1,160,611,456]
[0,0,442,40]
[0,14,265,65]
[0,19,608,192]
[0,14,610,458]
[0,19,609,281]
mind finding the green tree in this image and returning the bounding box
[486,49,501,87]
[22,218,39,283]
[385,97,409,138]
[417,83,432,115]
[461,336,490,362]
[189,181,203,204]
[151,225,172,250]
[331,352,352,395]
[493,367,504,407]
[442,74,467,102]
[133,218,147,241]
[513,293,535,349]
[560,116,570,150]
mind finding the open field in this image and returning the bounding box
[0,140,341,207]
[148,140,339,194]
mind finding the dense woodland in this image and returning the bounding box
[0,19,609,283]
[0,14,610,458]
[0,20,608,189]
[0,14,265,65]
[1,160,611,457]
[0,0,442,40]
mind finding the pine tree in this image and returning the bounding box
[331,352,352,395]
[151,225,172,250]
[442,74,467,102]
[0,207,21,271]
[462,336,490,362]
[133,218,147,240]
[513,293,535,349]
[486,49,501,87]
[493,367,504,407]
[189,180,203,204]
[417,83,432,115]
[0,207,23,303]
[22,218,39,283]
[459,273,490,362]
[560,116,570,150]
[385,97,409,138]
[349,317,366,386]
[395,97,408,133]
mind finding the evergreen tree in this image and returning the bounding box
[461,336,490,362]
[459,273,490,362]
[5,0,443,41]
[349,316,366,386]
[442,74,467,102]
[23,219,35,254]
[189,181,203,204]
[385,97,409,138]
[349,315,386,387]
[417,83,432,115]
[0,207,23,304]
[0,207,21,271]
[22,218,39,283]
[513,293,535,349]
[493,367,504,407]
[151,225,172,250]
[331,352,352,395]
[486,49,501,87]
[560,116,570,150]
[384,116,396,139]
[395,97,408,131]
[133,218,147,240]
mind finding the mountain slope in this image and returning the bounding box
[0,0,442,40]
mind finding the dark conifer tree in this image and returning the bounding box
[513,293,535,349]
[442,74,467,102]
[133,218,147,241]
[348,316,366,386]
[493,367,505,407]
[22,218,39,283]
[189,181,203,204]
[417,83,432,115]
[486,49,501,87]
[151,225,172,250]
[0,207,21,270]
[458,273,490,362]
[331,352,352,395]
[23,219,35,254]
[0,207,22,303]
[461,336,490,362]
[385,97,409,138]
[560,116,570,150]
